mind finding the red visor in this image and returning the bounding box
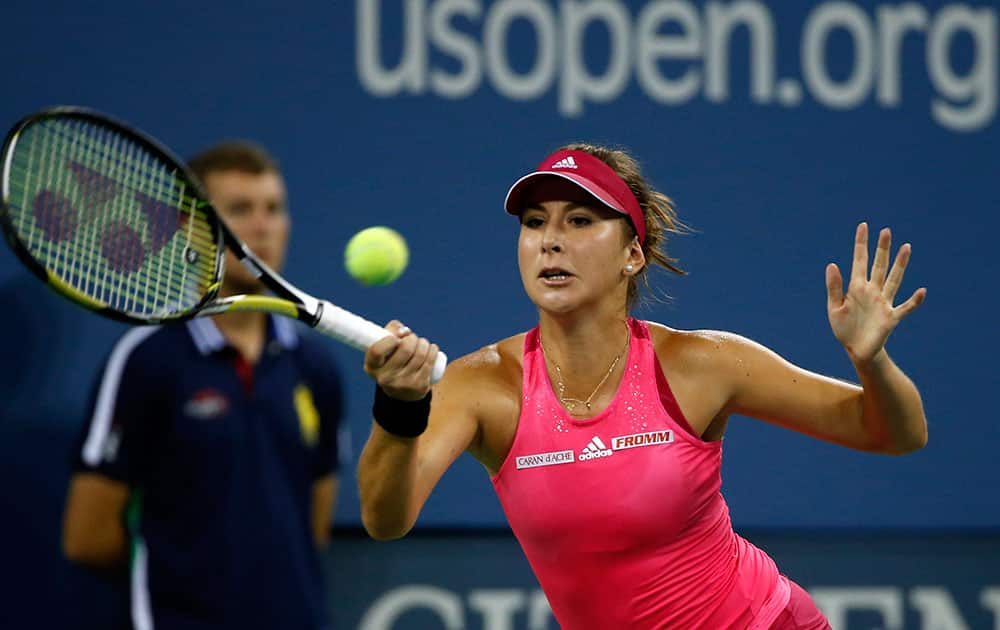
[504,149,646,245]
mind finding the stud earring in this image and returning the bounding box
[624,265,634,274]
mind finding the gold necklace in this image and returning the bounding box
[545,324,630,415]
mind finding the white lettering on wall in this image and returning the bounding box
[810,586,1000,630]
[356,0,998,132]
[358,584,1000,629]
[360,586,555,630]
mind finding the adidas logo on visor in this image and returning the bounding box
[550,156,578,169]
[579,436,614,461]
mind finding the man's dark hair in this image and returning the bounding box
[187,140,280,183]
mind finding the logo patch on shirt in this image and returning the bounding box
[515,449,575,469]
[183,389,229,420]
[611,430,674,450]
[579,436,613,461]
[294,384,320,447]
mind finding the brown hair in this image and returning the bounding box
[557,143,687,308]
[187,140,280,183]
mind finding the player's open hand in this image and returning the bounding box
[364,320,438,401]
[826,223,926,365]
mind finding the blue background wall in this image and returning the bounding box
[0,1,997,628]
[324,531,1000,629]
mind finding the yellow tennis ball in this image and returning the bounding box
[344,226,409,286]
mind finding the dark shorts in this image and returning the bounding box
[768,580,831,630]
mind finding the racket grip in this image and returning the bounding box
[314,300,447,383]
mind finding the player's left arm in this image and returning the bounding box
[721,223,927,455]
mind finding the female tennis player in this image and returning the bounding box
[356,144,927,629]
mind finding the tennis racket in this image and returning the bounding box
[0,107,447,381]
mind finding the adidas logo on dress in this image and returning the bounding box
[550,156,578,169]
[579,436,613,461]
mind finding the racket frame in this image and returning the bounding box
[2,107,449,380]
[0,107,321,327]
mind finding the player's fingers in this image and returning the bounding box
[894,287,927,319]
[365,334,401,374]
[403,337,432,374]
[422,344,441,378]
[407,342,440,387]
[825,263,843,308]
[384,333,419,372]
[384,320,412,338]
[883,243,911,302]
[850,222,869,286]
[870,227,891,287]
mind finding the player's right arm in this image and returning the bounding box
[357,322,484,540]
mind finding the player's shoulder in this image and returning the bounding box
[644,320,740,347]
[643,320,755,370]
[432,334,524,431]
[438,332,525,395]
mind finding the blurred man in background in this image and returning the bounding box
[62,141,345,630]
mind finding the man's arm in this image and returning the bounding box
[63,473,130,568]
[63,327,161,570]
[311,474,338,548]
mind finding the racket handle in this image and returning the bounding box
[314,300,447,383]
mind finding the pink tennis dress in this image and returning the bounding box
[492,319,791,629]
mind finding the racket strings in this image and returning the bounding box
[33,118,208,209]
[9,131,217,306]
[11,125,207,314]
[16,227,217,301]
[6,117,219,317]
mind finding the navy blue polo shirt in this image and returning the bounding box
[75,315,344,630]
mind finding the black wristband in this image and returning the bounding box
[372,385,431,438]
